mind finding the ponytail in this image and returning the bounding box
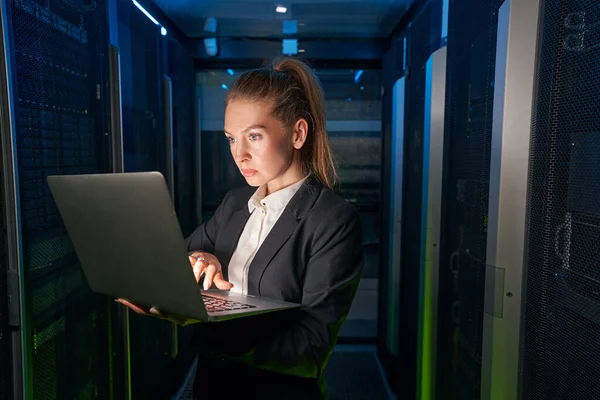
[226,58,337,188]
[272,58,337,188]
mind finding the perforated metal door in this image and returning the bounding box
[435,0,505,398]
[523,0,600,398]
[5,0,117,398]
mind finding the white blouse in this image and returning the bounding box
[227,175,309,294]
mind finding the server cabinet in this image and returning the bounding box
[395,1,442,398]
[1,0,122,398]
[481,0,540,398]
[522,0,600,398]
[435,0,504,398]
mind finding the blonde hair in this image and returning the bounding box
[225,58,337,188]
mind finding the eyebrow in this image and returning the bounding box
[224,124,268,135]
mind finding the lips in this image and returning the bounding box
[241,169,258,177]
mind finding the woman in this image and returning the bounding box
[121,58,363,399]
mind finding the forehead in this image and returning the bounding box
[224,100,278,132]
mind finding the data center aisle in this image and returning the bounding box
[175,345,394,400]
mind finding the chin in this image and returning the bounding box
[243,174,266,187]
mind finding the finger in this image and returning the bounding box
[192,259,207,282]
[189,252,206,261]
[203,264,217,290]
[213,273,234,290]
[116,299,150,315]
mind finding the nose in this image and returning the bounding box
[232,140,250,163]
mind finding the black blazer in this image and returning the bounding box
[184,176,364,382]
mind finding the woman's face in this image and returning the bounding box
[224,100,306,190]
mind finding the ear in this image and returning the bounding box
[292,118,308,150]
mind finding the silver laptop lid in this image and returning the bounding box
[47,172,208,321]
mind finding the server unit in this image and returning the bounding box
[417,44,447,400]
[116,0,197,397]
[383,1,443,398]
[435,0,504,397]
[1,0,124,398]
[378,36,404,396]
[480,0,541,398]
[437,0,543,398]
[522,0,600,398]
[0,0,197,397]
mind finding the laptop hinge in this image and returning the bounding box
[7,270,20,327]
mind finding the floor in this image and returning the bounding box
[324,345,394,400]
[174,345,394,400]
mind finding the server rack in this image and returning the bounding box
[435,0,504,398]
[117,2,178,398]
[522,0,600,398]
[393,1,442,398]
[417,44,447,400]
[1,0,122,398]
[116,1,197,397]
[378,36,404,396]
[481,0,541,398]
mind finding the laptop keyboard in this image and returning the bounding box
[202,294,257,313]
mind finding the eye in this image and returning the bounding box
[249,134,261,141]
[226,136,236,144]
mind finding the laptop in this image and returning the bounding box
[47,171,299,322]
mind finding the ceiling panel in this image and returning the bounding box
[149,0,413,38]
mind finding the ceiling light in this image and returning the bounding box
[276,5,287,13]
[204,17,217,33]
[282,39,298,55]
[160,27,167,36]
[204,38,218,57]
[132,0,159,25]
[283,20,297,34]
[354,70,363,83]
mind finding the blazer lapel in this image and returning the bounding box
[247,211,297,296]
[246,176,323,296]
[216,207,249,280]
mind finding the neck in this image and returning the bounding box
[266,162,306,195]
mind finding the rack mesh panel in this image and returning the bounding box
[7,0,116,398]
[0,76,12,400]
[523,0,600,398]
[435,0,504,398]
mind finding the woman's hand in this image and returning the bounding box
[114,252,232,326]
[188,252,234,291]
[115,298,200,326]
